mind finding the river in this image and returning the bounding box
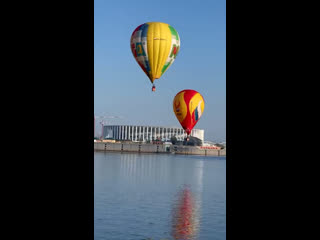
[94,152,226,240]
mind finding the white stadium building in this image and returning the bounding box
[103,125,204,142]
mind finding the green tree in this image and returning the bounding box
[170,135,178,145]
[183,136,203,146]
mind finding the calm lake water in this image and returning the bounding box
[94,152,226,240]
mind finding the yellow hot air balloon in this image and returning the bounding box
[130,22,180,92]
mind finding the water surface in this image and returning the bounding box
[94,152,226,240]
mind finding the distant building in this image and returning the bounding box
[103,125,204,142]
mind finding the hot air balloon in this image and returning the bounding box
[173,89,205,140]
[130,22,180,92]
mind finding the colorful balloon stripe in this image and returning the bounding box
[173,90,205,135]
[130,22,180,86]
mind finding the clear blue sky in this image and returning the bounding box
[94,0,226,142]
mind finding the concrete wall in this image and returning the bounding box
[94,142,168,153]
[172,145,226,156]
[94,142,226,156]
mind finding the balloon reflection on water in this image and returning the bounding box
[171,185,200,240]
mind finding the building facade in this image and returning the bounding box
[103,125,204,142]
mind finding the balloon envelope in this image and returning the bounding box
[173,90,205,135]
[130,22,180,86]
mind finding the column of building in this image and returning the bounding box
[112,126,114,139]
[127,125,129,140]
[129,126,132,141]
[121,126,124,140]
[127,126,130,140]
[117,126,119,139]
[146,127,149,141]
[134,126,136,141]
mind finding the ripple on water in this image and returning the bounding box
[94,152,226,240]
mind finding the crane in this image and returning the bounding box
[94,114,123,139]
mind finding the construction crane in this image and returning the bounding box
[99,120,105,139]
[94,114,123,139]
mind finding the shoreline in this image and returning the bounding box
[94,142,226,156]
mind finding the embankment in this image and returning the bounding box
[94,142,226,156]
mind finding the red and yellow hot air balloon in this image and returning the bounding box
[130,22,180,92]
[173,90,205,139]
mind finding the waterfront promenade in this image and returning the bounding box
[94,142,226,156]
